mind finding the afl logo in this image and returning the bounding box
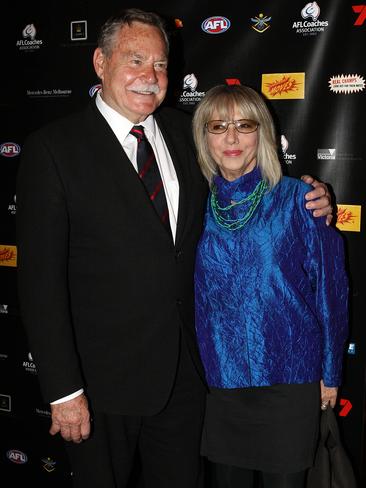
[89,84,102,97]
[0,142,21,158]
[201,16,231,34]
[6,449,28,464]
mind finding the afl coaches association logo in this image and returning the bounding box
[201,16,231,34]
[179,74,205,106]
[16,24,43,50]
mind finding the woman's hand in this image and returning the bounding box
[320,379,338,410]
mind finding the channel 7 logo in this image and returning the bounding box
[352,5,366,25]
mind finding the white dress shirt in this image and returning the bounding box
[50,92,180,405]
[96,92,179,239]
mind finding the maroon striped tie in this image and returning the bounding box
[130,126,170,229]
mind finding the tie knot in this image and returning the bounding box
[130,125,146,141]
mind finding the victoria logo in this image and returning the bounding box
[317,148,336,160]
[0,142,21,157]
[201,16,231,34]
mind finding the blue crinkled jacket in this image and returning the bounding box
[194,167,349,389]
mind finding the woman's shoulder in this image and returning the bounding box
[277,175,312,194]
[275,176,330,230]
[270,176,312,207]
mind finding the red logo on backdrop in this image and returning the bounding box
[352,5,366,25]
[339,398,352,417]
[174,18,183,28]
[266,76,301,96]
[225,79,241,85]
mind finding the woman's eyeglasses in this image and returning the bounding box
[205,119,259,134]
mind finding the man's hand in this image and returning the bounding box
[50,393,91,443]
[320,379,338,409]
[301,175,333,226]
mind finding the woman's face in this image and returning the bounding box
[206,109,258,181]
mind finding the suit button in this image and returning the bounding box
[176,299,182,306]
[175,250,182,260]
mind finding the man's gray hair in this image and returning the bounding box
[97,8,169,57]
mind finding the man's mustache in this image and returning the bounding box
[128,84,160,94]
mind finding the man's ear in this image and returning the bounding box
[93,48,105,80]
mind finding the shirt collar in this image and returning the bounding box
[95,91,156,141]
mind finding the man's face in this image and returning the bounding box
[93,22,168,123]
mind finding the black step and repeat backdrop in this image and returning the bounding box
[1,1,365,486]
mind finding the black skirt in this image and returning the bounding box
[201,382,320,474]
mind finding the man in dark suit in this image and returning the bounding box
[16,8,331,488]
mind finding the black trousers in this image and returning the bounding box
[210,462,307,488]
[65,336,206,488]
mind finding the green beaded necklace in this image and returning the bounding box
[210,179,268,231]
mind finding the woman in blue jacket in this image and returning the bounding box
[192,84,349,488]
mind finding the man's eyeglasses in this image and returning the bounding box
[205,119,259,134]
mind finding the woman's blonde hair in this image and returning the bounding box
[192,84,282,187]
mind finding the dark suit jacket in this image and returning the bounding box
[16,101,208,415]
